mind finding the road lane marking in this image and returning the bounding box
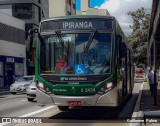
[140,82,144,90]
[21,99,27,102]
[129,82,144,126]
[20,105,56,117]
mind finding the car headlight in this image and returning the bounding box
[97,82,114,95]
[37,81,52,94]
[24,84,30,87]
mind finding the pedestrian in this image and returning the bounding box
[148,67,156,95]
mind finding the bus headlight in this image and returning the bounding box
[37,81,52,95]
[37,82,45,91]
[97,82,114,95]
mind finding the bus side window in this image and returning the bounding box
[117,34,127,73]
[118,35,127,59]
[117,34,122,66]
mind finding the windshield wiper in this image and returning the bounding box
[83,29,97,53]
[37,34,49,71]
[55,30,68,55]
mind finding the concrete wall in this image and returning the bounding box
[81,0,89,11]
[0,40,26,58]
[86,8,110,16]
[76,8,110,16]
[0,11,24,30]
[76,11,82,15]
[49,0,66,18]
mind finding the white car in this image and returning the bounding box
[10,76,35,94]
[26,82,36,102]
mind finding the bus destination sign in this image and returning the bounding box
[63,21,93,29]
[41,19,113,32]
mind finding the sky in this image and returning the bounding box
[76,0,152,35]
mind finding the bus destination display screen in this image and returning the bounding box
[41,19,113,32]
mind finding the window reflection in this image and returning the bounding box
[39,33,112,75]
[75,33,111,75]
[40,34,74,74]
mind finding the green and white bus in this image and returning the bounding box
[35,15,134,111]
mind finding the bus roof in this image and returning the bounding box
[41,15,115,23]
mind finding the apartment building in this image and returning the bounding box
[0,0,49,75]
[0,12,26,88]
[49,0,76,18]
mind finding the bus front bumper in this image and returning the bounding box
[36,87,118,107]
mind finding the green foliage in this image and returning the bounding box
[127,7,151,66]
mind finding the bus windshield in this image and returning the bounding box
[39,32,112,75]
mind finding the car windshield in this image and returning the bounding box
[136,70,143,74]
[39,32,112,75]
[16,77,33,82]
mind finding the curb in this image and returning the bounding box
[0,91,11,95]
[129,82,144,126]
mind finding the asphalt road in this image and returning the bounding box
[0,93,52,117]
[0,83,142,126]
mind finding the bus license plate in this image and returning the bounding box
[68,101,81,106]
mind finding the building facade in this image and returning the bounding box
[0,0,49,75]
[0,0,49,29]
[77,8,110,16]
[81,0,90,11]
[49,0,76,18]
[0,12,26,89]
[148,0,160,80]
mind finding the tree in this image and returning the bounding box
[127,7,151,66]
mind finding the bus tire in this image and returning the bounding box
[58,106,69,111]
[130,89,133,97]
[27,98,34,102]
[11,92,17,95]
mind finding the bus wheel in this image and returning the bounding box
[11,92,17,95]
[58,106,69,111]
[27,98,34,102]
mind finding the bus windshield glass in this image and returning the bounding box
[39,32,112,75]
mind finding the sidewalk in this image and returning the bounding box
[0,88,10,95]
[140,82,160,126]
[140,82,160,111]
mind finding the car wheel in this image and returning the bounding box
[58,106,69,111]
[11,92,17,95]
[27,98,34,102]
